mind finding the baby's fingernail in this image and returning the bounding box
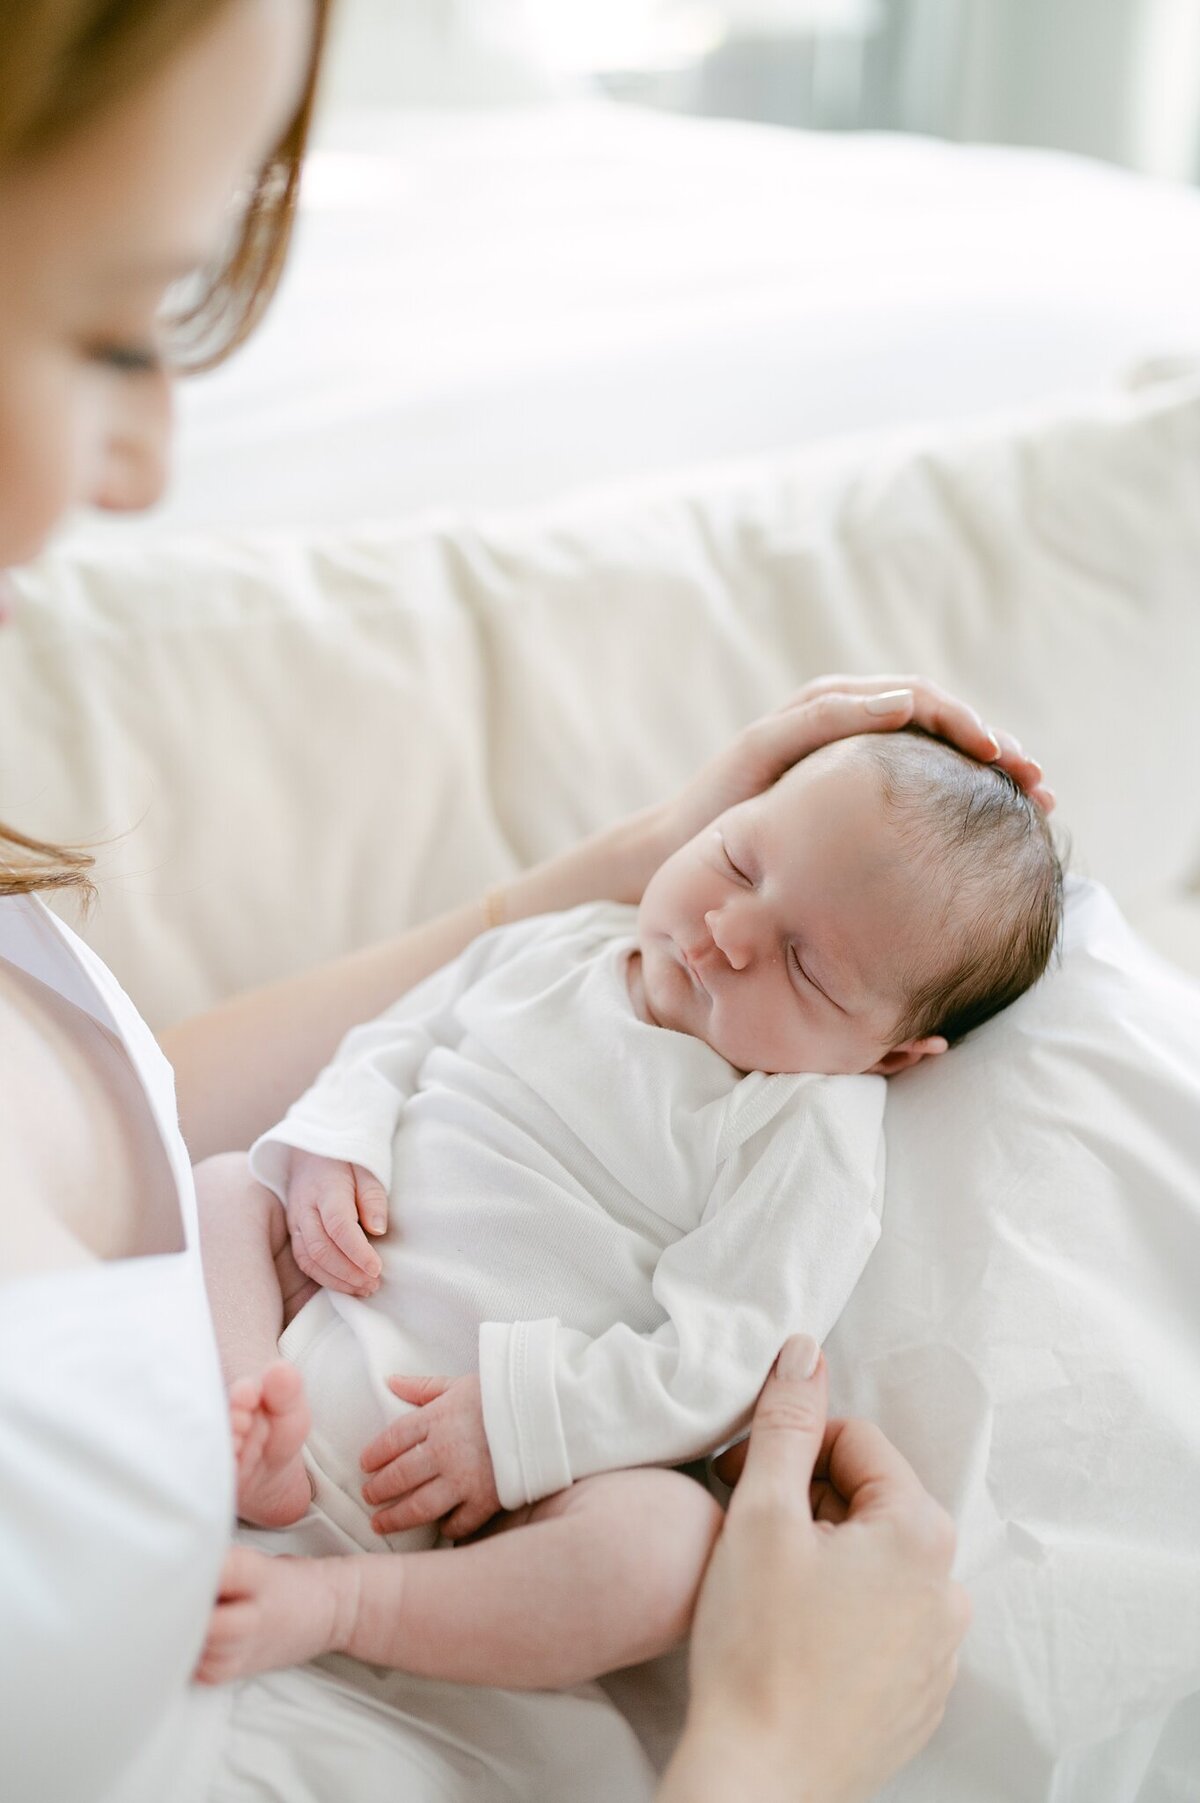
[1026,756,1043,778]
[983,729,1001,758]
[864,688,913,715]
[774,1334,821,1381]
[370,1215,385,1233]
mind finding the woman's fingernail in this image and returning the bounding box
[865,688,913,715]
[775,1334,821,1381]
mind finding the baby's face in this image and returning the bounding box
[634,742,947,1076]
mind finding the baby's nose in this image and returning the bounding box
[705,907,752,972]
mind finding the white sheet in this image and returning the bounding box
[64,101,1200,542]
[829,879,1200,1800]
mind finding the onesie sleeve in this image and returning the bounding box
[479,1073,885,1508]
[250,914,553,1200]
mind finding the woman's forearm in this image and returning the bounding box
[162,806,666,1160]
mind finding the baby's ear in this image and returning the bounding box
[867,1036,949,1077]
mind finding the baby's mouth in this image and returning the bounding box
[676,938,710,996]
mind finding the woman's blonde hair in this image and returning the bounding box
[0,0,332,904]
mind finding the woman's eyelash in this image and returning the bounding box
[94,344,163,376]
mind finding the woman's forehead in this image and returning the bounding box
[2,1,310,288]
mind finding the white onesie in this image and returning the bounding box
[250,901,885,1512]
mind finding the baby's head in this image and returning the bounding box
[633,730,1062,1075]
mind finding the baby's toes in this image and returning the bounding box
[259,1361,303,1414]
[237,1412,269,1477]
[229,1373,262,1414]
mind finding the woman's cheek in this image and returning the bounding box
[0,354,82,565]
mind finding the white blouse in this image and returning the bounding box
[0,895,233,1803]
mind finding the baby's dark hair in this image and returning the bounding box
[856,729,1063,1046]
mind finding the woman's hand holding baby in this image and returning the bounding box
[361,1373,502,1540]
[283,1149,390,1297]
[660,1335,970,1803]
[651,673,1053,879]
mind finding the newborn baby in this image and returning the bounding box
[195,729,1061,1687]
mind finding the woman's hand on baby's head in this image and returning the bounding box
[283,1150,388,1298]
[796,674,1053,812]
[360,1373,502,1542]
[652,674,1053,877]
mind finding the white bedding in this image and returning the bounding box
[64,99,1200,543]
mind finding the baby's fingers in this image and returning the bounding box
[441,1496,498,1542]
[361,1395,434,1473]
[370,1478,457,1538]
[317,1196,383,1282]
[352,1165,389,1237]
[361,1440,439,1509]
[290,1207,377,1295]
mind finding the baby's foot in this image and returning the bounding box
[229,1361,314,1528]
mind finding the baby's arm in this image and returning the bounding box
[196,1467,721,1690]
[251,915,556,1293]
[359,1076,885,1536]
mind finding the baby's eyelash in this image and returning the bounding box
[719,836,751,883]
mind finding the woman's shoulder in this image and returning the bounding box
[0,978,97,1277]
[0,953,183,1271]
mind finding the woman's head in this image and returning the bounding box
[0,0,325,573]
[0,0,328,897]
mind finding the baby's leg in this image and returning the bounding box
[393,1467,724,1686]
[197,1467,723,1689]
[194,1152,315,1527]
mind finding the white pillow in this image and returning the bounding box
[825,877,1200,1801]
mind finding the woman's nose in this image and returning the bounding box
[705,905,754,971]
[89,369,173,513]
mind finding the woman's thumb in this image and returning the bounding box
[732,1334,828,1508]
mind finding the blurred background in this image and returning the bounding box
[321,0,1200,181]
[67,0,1200,544]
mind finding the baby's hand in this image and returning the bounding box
[284,1149,389,1297]
[193,1545,354,1685]
[360,1374,502,1541]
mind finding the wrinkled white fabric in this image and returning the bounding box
[826,881,1200,1800]
[251,902,884,1509]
